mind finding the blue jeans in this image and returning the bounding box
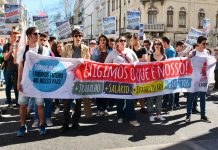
[34,99,52,120]
[187,92,206,117]
[162,93,175,109]
[117,99,136,121]
[4,69,18,104]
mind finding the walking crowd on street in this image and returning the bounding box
[0,26,218,137]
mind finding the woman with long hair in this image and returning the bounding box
[92,34,112,116]
[105,36,140,127]
[147,38,166,122]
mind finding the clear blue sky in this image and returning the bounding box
[23,0,75,19]
[23,0,75,36]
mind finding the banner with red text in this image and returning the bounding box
[20,52,216,99]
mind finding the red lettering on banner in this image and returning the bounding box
[5,10,19,18]
[73,59,193,84]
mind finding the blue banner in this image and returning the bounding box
[127,11,140,30]
[103,16,116,34]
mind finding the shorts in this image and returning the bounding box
[18,94,44,106]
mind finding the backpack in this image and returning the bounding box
[23,45,43,66]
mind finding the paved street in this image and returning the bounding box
[0,82,218,150]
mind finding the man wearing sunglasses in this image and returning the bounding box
[60,29,90,133]
[186,36,211,123]
[17,27,50,136]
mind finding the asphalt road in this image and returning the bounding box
[0,83,218,150]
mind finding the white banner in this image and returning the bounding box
[56,20,72,40]
[185,27,203,46]
[33,16,49,34]
[20,52,216,99]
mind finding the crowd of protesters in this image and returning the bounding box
[0,27,217,137]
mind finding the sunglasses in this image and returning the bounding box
[119,39,126,43]
[154,43,161,46]
[202,42,208,46]
[90,43,96,45]
[74,35,82,38]
[32,32,39,36]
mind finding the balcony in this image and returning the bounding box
[141,0,164,5]
[144,24,165,32]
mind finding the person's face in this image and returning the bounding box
[89,43,96,48]
[198,40,207,50]
[39,37,47,46]
[153,41,162,51]
[109,41,115,49]
[29,29,39,43]
[177,44,184,52]
[132,36,139,45]
[144,42,150,50]
[117,37,127,50]
[99,37,107,46]
[10,33,19,43]
[73,34,83,44]
[57,43,63,54]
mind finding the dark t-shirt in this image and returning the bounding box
[2,43,18,71]
[72,46,81,58]
[133,47,147,59]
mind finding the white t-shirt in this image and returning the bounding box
[105,48,139,64]
[190,49,210,58]
[17,44,50,64]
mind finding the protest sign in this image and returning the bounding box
[138,23,144,40]
[103,16,116,34]
[4,4,20,24]
[127,11,140,30]
[56,20,72,40]
[203,18,211,37]
[33,16,49,34]
[20,52,216,99]
[185,27,202,46]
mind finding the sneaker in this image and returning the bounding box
[46,118,53,127]
[72,123,82,131]
[60,124,69,133]
[156,115,166,121]
[96,110,103,117]
[149,115,156,122]
[54,107,60,115]
[117,118,124,124]
[201,116,211,123]
[17,125,27,137]
[139,108,148,114]
[103,110,109,116]
[32,119,39,128]
[39,124,47,135]
[185,116,191,123]
[129,120,140,127]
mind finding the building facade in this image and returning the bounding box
[107,0,218,46]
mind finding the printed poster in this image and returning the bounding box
[103,16,116,34]
[20,52,216,99]
[127,11,140,30]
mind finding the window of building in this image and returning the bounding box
[108,0,110,16]
[167,6,173,27]
[179,7,186,28]
[128,0,130,3]
[148,7,157,24]
[124,0,126,5]
[112,0,115,11]
[216,13,218,28]
[198,9,205,29]
[116,17,118,31]
[123,14,126,27]
[116,0,118,9]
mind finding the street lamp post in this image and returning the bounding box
[79,12,92,40]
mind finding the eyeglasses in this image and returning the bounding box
[32,32,39,36]
[119,39,126,43]
[74,35,82,38]
[90,43,96,45]
[154,43,161,46]
[202,42,208,46]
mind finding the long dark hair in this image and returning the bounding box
[98,34,109,48]
[152,38,165,55]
